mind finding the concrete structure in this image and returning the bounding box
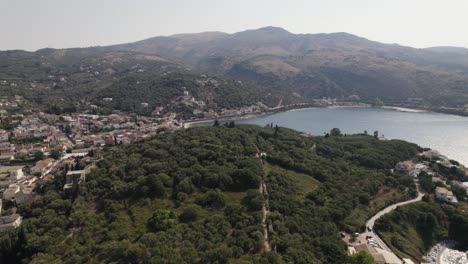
[63,170,86,192]
[354,243,402,264]
[0,166,24,182]
[16,179,37,203]
[2,184,20,200]
[31,158,55,176]
[0,212,22,233]
[435,187,458,205]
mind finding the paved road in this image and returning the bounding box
[361,186,425,262]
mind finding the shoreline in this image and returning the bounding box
[182,103,468,128]
[183,112,273,128]
[382,106,428,113]
[182,103,434,128]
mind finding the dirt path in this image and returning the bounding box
[260,181,271,252]
[255,144,272,252]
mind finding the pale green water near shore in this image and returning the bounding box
[195,107,468,165]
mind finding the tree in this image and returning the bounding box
[179,206,199,222]
[197,190,226,209]
[451,185,467,202]
[373,130,379,139]
[64,124,72,134]
[274,125,279,137]
[350,251,374,264]
[146,174,165,198]
[418,171,434,193]
[34,151,45,161]
[49,149,62,160]
[147,209,176,232]
[242,189,264,211]
[330,128,341,137]
[213,119,220,127]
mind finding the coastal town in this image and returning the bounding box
[0,92,362,231]
[1,92,468,263]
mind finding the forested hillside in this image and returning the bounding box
[0,125,421,263]
[0,50,285,116]
[376,198,468,263]
[3,27,468,112]
[116,27,468,107]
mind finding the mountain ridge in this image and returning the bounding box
[2,26,468,112]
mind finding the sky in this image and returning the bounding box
[1,0,468,51]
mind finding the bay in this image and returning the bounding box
[196,107,468,165]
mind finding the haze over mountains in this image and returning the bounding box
[2,27,468,113]
[115,26,468,105]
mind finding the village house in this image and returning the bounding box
[0,209,22,233]
[0,129,9,142]
[31,158,55,176]
[351,243,401,264]
[435,187,458,205]
[395,160,415,175]
[0,146,14,160]
[2,184,21,200]
[0,166,24,182]
[63,169,86,193]
[16,178,37,203]
[0,173,9,189]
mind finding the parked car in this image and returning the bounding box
[367,226,373,232]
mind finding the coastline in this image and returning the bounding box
[382,106,428,113]
[182,103,466,129]
[183,103,373,128]
[183,112,273,128]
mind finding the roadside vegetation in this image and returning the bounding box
[376,197,468,263]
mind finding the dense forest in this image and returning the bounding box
[0,125,422,263]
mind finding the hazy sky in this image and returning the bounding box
[1,0,468,51]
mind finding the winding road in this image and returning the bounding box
[359,185,425,263]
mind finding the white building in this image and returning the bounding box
[435,187,458,205]
[0,166,24,181]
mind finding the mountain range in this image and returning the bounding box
[1,27,468,114]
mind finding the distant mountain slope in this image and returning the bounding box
[114,27,468,106]
[2,27,468,110]
[425,46,468,55]
[0,49,285,116]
